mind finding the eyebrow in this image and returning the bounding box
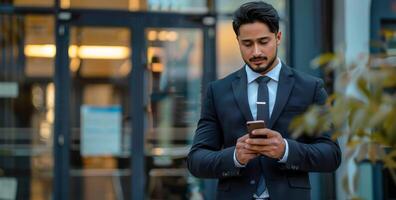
[240,37,270,42]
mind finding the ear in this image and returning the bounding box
[276,31,282,45]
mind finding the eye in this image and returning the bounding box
[259,39,269,45]
[242,41,253,47]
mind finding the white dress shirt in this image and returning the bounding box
[233,58,289,198]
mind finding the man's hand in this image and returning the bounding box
[235,134,260,165]
[245,128,286,159]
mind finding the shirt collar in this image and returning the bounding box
[245,58,282,84]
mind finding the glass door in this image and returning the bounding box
[67,26,132,200]
[0,13,55,200]
[54,11,212,200]
[144,28,204,199]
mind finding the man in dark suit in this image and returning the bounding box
[187,1,341,200]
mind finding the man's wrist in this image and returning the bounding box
[278,139,289,163]
[233,149,246,167]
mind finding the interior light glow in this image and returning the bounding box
[24,44,130,59]
[158,31,168,41]
[24,45,56,58]
[70,57,81,72]
[68,45,78,58]
[61,0,70,9]
[148,30,158,41]
[78,45,130,59]
[166,31,178,41]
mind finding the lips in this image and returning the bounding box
[250,57,267,62]
[250,57,267,65]
[251,61,264,65]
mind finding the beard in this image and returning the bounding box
[247,48,278,74]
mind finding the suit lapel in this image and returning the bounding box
[268,64,295,128]
[232,68,254,122]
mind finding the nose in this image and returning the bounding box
[253,44,261,56]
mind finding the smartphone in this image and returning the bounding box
[246,120,267,138]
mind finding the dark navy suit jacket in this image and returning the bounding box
[187,64,341,200]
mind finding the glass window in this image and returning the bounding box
[24,15,55,77]
[0,14,54,200]
[146,0,207,13]
[370,24,396,68]
[66,0,131,10]
[13,0,54,7]
[69,27,131,78]
[68,26,132,200]
[216,0,286,16]
[383,27,396,56]
[216,18,244,79]
[61,0,207,13]
[145,28,203,199]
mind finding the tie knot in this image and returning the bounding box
[256,76,271,84]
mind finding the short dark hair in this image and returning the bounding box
[232,1,280,36]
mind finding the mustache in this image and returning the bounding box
[249,56,267,62]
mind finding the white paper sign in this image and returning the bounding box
[0,82,18,98]
[81,105,122,156]
[0,177,17,200]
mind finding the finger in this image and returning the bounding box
[236,141,250,151]
[245,154,260,160]
[256,145,285,158]
[262,138,284,147]
[244,143,275,152]
[245,138,271,145]
[237,134,250,142]
[237,144,259,154]
[240,149,259,154]
[247,138,283,146]
[262,146,284,158]
[236,142,245,148]
[260,151,277,158]
[251,128,270,137]
[258,129,281,138]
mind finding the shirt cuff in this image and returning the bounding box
[278,139,289,163]
[233,148,246,167]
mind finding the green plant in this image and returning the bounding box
[289,51,396,196]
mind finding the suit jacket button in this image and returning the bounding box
[250,180,256,185]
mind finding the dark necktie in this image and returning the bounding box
[256,76,271,122]
[255,76,271,197]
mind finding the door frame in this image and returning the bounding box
[54,9,217,200]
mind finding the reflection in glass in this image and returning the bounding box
[24,15,55,77]
[146,28,203,199]
[68,26,132,200]
[383,28,396,56]
[69,27,131,78]
[216,18,244,78]
[0,14,54,200]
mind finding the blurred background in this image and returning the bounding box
[0,0,395,199]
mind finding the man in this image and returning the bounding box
[187,1,341,200]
